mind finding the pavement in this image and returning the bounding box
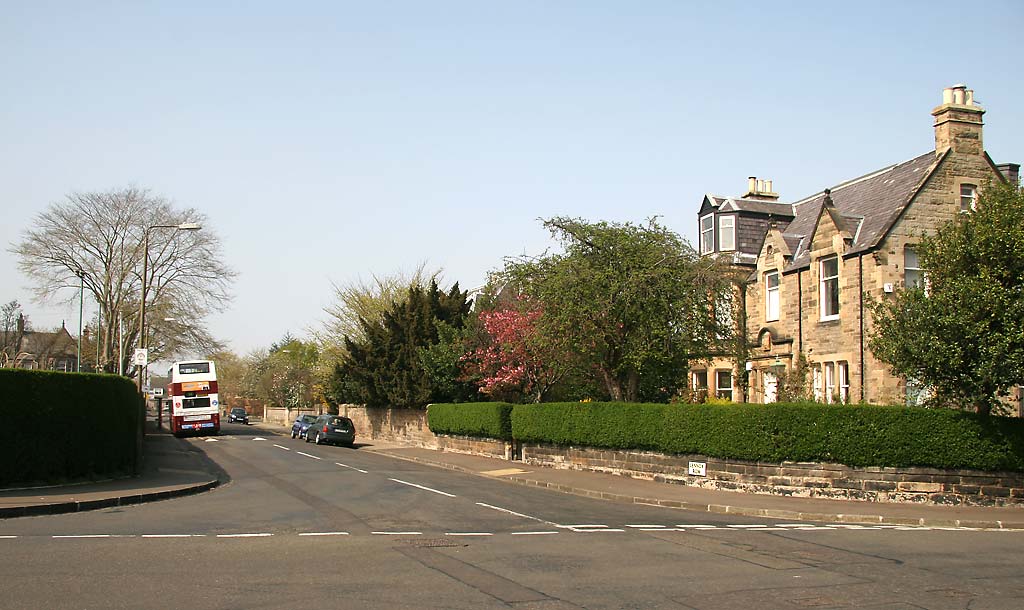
[3,418,1023,529]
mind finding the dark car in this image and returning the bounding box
[305,414,356,447]
[228,407,249,424]
[291,414,318,439]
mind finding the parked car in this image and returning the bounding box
[305,414,356,447]
[291,414,319,439]
[228,407,249,424]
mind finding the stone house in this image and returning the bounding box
[691,84,1020,408]
[2,314,80,371]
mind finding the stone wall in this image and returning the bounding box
[520,444,1024,507]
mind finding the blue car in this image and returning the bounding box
[290,414,318,439]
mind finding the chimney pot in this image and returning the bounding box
[748,177,757,194]
[953,87,966,105]
[942,88,954,104]
[765,179,773,193]
[966,89,974,105]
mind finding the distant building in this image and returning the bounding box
[691,84,1020,410]
[2,314,79,371]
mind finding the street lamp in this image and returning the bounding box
[76,269,84,373]
[137,222,201,393]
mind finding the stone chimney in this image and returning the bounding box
[743,176,779,201]
[932,84,984,156]
[996,163,1020,186]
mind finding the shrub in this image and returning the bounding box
[511,401,1024,472]
[427,402,513,441]
[0,369,142,486]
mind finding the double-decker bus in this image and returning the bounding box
[166,360,220,436]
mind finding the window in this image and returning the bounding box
[715,370,733,401]
[700,214,714,254]
[820,256,840,320]
[904,247,922,288]
[765,271,780,321]
[960,184,977,213]
[719,215,736,251]
[715,291,734,340]
[178,362,210,374]
[812,366,823,402]
[838,361,850,404]
[824,362,835,403]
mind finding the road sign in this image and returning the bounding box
[133,348,149,367]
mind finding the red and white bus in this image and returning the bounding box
[166,360,221,436]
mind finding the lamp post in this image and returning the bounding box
[137,222,201,394]
[76,269,84,373]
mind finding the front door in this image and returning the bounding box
[764,371,778,403]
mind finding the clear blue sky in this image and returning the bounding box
[3,1,1022,355]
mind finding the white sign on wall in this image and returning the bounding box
[688,461,707,477]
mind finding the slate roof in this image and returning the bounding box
[782,150,941,271]
[718,198,795,217]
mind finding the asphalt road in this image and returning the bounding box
[1,423,1021,609]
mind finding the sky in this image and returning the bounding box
[3,1,1022,356]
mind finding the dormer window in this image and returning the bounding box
[960,184,977,213]
[700,214,714,254]
[718,215,736,251]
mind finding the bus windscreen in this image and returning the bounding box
[178,362,211,374]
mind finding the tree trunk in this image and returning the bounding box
[624,370,639,402]
[601,368,623,401]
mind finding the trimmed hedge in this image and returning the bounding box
[510,401,1024,472]
[427,402,513,441]
[0,369,142,487]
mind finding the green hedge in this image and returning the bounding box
[0,369,142,487]
[510,401,1024,472]
[427,402,513,441]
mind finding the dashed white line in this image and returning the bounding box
[560,524,607,529]
[388,478,455,497]
[0,536,18,539]
[273,444,291,451]
[295,451,322,460]
[298,532,350,537]
[335,462,368,474]
[216,533,273,538]
[475,502,549,524]
[253,437,267,441]
[510,531,559,536]
[626,524,665,528]
[141,534,203,538]
[372,531,422,536]
[445,532,493,537]
[677,525,719,529]
[52,535,112,539]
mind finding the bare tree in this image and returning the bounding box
[10,187,236,374]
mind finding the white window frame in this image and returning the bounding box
[715,369,733,401]
[824,362,835,404]
[960,183,977,213]
[812,366,823,402]
[819,256,840,320]
[700,214,715,254]
[718,215,736,252]
[838,361,850,404]
[904,246,922,289]
[765,271,780,322]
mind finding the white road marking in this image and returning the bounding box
[475,503,549,524]
[273,444,291,451]
[676,525,718,529]
[217,533,273,538]
[53,535,112,539]
[626,524,665,528]
[388,478,456,497]
[574,528,625,533]
[372,531,422,536]
[0,536,18,539]
[728,524,770,528]
[445,532,493,537]
[296,451,322,460]
[639,528,688,532]
[776,524,813,528]
[141,534,203,538]
[298,532,349,537]
[335,462,368,474]
[510,531,559,536]
[560,524,607,529]
[253,437,267,441]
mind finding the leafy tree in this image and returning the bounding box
[246,337,320,409]
[502,217,732,402]
[10,187,236,374]
[337,281,472,408]
[462,297,578,403]
[869,182,1024,415]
